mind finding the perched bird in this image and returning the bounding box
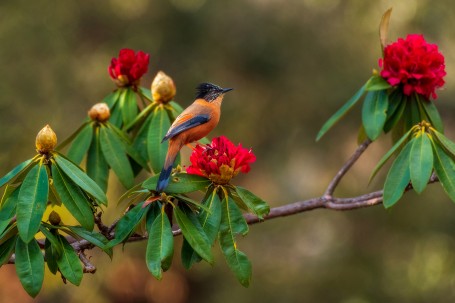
[156,82,233,192]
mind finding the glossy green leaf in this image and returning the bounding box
[139,87,153,102]
[0,186,18,236]
[432,141,455,202]
[54,153,107,205]
[148,106,171,173]
[146,208,174,280]
[419,95,444,132]
[44,237,59,274]
[15,238,45,298]
[99,126,134,189]
[370,129,413,183]
[64,225,112,258]
[132,114,153,164]
[383,140,413,208]
[384,91,406,133]
[181,188,222,269]
[219,195,251,287]
[125,102,156,131]
[17,163,49,242]
[0,158,34,188]
[39,225,62,257]
[52,164,94,230]
[142,173,211,194]
[67,123,93,164]
[362,90,388,140]
[104,90,121,108]
[108,202,148,248]
[56,234,83,286]
[120,87,138,127]
[56,122,90,151]
[316,83,366,141]
[365,75,391,91]
[410,133,433,194]
[234,187,270,219]
[0,236,16,266]
[145,202,161,232]
[86,128,109,193]
[174,206,213,264]
[432,130,455,159]
[0,224,17,245]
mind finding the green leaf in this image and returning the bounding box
[132,114,153,164]
[51,164,94,230]
[142,173,211,194]
[17,163,49,243]
[181,187,222,269]
[166,101,184,121]
[410,133,433,194]
[419,95,444,132]
[432,130,455,159]
[316,82,367,141]
[67,123,93,164]
[234,187,270,219]
[15,238,45,298]
[56,234,83,286]
[108,202,148,247]
[365,75,391,91]
[370,129,413,183]
[218,195,251,287]
[0,224,17,245]
[146,208,174,280]
[362,90,388,140]
[104,90,121,108]
[148,106,171,173]
[432,140,455,202]
[54,153,107,205]
[139,87,153,102]
[99,126,134,189]
[0,158,34,188]
[383,140,413,208]
[174,206,213,264]
[64,225,112,258]
[120,87,138,127]
[384,91,406,133]
[86,127,109,193]
[56,122,90,151]
[0,186,18,236]
[39,225,62,257]
[44,237,59,274]
[0,235,16,266]
[125,102,156,131]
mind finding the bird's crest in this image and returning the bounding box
[195,83,227,101]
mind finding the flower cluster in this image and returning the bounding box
[187,136,256,185]
[379,34,446,100]
[108,48,150,86]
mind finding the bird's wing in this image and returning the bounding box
[162,113,210,142]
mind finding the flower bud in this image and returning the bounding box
[48,210,61,225]
[151,71,176,104]
[36,124,57,153]
[88,103,111,122]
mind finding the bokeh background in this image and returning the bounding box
[1,0,455,302]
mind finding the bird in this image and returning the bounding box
[155,82,233,192]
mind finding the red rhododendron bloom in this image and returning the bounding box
[108,48,150,86]
[379,34,446,100]
[187,136,256,185]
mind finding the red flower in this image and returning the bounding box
[108,48,150,86]
[379,34,446,100]
[187,136,256,185]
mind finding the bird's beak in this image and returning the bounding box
[221,88,233,93]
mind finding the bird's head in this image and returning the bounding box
[195,83,233,102]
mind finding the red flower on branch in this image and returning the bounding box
[108,48,150,87]
[379,34,446,100]
[187,136,256,185]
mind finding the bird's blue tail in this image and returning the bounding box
[156,165,173,192]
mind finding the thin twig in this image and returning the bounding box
[324,139,372,197]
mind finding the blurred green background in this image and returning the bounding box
[1,0,455,302]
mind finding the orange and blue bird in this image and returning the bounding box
[156,83,233,192]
